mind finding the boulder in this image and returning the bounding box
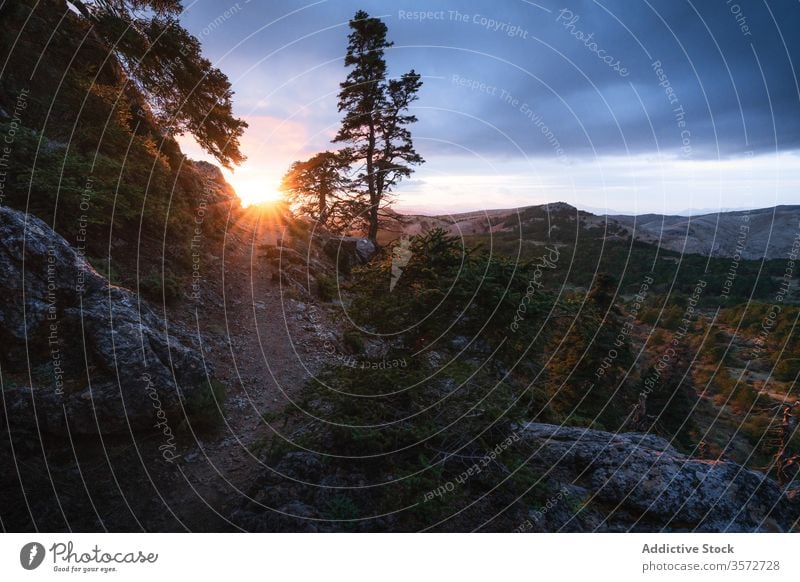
[517,422,800,532]
[0,207,208,435]
[323,236,377,271]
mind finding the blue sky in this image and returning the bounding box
[177,0,800,215]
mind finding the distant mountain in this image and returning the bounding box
[577,204,757,217]
[609,205,800,260]
[389,203,800,260]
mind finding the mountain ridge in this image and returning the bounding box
[388,202,800,260]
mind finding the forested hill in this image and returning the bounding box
[388,202,800,261]
[0,0,245,295]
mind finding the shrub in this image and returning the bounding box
[140,270,182,304]
[316,274,338,302]
[184,379,228,431]
[342,329,364,353]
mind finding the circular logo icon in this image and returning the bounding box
[20,542,45,570]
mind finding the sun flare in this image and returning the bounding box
[228,177,284,207]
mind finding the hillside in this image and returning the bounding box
[610,205,800,260]
[0,0,245,295]
[386,203,800,261]
[3,190,800,531]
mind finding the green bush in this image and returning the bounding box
[775,358,800,382]
[316,274,338,302]
[140,270,182,304]
[342,329,364,353]
[184,379,228,432]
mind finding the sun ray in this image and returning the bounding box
[227,176,283,207]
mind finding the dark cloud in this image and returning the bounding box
[180,0,800,212]
[182,0,800,161]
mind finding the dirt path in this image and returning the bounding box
[162,208,331,530]
[0,206,338,533]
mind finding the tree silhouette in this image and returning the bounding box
[280,151,354,232]
[334,10,423,241]
[69,0,247,168]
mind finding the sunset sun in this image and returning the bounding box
[227,176,283,207]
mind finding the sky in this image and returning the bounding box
[176,0,800,215]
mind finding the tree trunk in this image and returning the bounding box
[366,118,379,241]
[319,189,327,223]
[368,203,379,241]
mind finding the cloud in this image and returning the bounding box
[179,0,800,213]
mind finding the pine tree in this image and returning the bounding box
[68,0,247,168]
[280,151,353,231]
[334,10,423,241]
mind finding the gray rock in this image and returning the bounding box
[517,422,799,531]
[0,207,208,435]
[323,236,377,270]
[275,451,323,480]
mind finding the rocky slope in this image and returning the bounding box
[232,421,799,532]
[0,206,209,436]
[2,201,798,531]
[0,205,226,531]
[516,423,799,532]
[0,193,379,531]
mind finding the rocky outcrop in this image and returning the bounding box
[0,206,208,435]
[517,423,799,532]
[191,160,238,205]
[233,420,800,532]
[323,236,377,272]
